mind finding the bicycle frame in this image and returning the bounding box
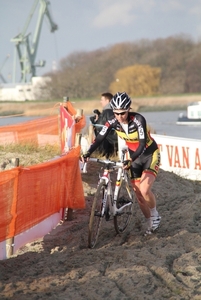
[89,155,132,218]
[87,147,134,248]
[93,160,115,219]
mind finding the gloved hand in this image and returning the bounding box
[123,160,131,169]
[82,151,90,162]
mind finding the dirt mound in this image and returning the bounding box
[0,162,201,300]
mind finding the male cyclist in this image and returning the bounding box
[89,92,118,158]
[83,92,161,235]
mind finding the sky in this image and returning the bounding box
[1,0,201,83]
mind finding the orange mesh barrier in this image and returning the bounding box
[0,115,59,146]
[0,101,87,243]
[0,146,85,242]
[0,101,86,148]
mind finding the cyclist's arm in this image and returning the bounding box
[87,119,115,155]
[129,115,147,161]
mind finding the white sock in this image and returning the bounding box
[150,207,158,217]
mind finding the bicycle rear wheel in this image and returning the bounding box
[88,180,106,248]
[114,174,134,233]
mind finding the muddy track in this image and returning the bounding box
[0,160,201,299]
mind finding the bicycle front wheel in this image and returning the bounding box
[114,174,134,233]
[88,180,106,248]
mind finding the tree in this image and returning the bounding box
[109,65,161,96]
[44,36,201,99]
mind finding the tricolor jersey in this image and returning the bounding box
[88,112,158,161]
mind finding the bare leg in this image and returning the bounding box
[139,172,157,209]
[132,172,157,218]
[132,181,151,218]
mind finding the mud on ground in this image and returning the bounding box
[0,160,201,300]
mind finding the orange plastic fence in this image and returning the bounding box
[0,115,59,146]
[0,146,85,242]
[0,102,87,243]
[0,104,86,147]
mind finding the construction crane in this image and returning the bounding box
[11,0,58,83]
[0,54,10,83]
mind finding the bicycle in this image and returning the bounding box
[85,147,134,249]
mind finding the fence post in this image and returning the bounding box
[6,157,19,258]
[6,238,14,258]
[65,133,82,222]
[10,158,20,168]
[63,106,83,222]
[88,124,94,144]
[75,133,82,147]
[76,108,83,118]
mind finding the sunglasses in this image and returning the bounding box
[114,111,127,116]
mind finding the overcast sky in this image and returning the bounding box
[1,0,201,83]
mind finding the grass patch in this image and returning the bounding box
[0,143,59,155]
[0,143,61,167]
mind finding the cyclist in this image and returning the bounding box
[82,91,161,235]
[89,92,118,158]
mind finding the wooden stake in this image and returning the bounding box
[6,158,19,258]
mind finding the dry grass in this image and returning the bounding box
[0,94,200,117]
[0,144,61,168]
[73,94,201,115]
[0,101,61,117]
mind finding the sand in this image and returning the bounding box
[1,95,201,299]
[0,160,201,300]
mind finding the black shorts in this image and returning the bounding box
[130,148,161,180]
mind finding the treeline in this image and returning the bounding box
[45,35,201,99]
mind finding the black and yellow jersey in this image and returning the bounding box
[88,112,158,161]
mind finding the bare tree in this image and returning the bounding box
[44,35,201,99]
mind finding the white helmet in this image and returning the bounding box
[110,92,131,110]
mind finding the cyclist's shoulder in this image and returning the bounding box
[129,112,146,123]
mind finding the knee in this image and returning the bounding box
[140,187,152,200]
[133,189,145,205]
[133,184,147,202]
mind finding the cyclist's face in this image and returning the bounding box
[113,110,129,123]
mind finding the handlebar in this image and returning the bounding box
[89,157,123,168]
[81,158,123,173]
[81,146,129,173]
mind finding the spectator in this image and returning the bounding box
[90,92,118,158]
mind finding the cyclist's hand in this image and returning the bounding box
[81,152,90,163]
[123,159,131,170]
